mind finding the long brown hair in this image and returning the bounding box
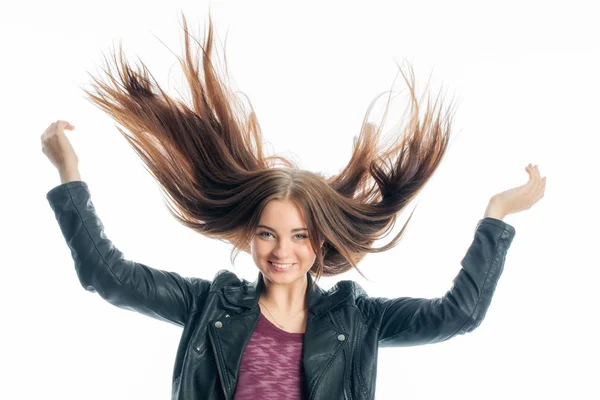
[80,11,459,284]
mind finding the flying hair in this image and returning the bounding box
[79,10,459,285]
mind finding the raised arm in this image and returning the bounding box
[356,217,516,347]
[46,180,211,327]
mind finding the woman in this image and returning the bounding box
[42,11,546,400]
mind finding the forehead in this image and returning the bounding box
[258,200,306,225]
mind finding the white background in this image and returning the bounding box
[2,0,598,399]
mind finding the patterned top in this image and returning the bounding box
[232,312,306,399]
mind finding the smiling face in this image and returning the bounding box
[250,199,321,286]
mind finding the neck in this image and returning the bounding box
[259,273,308,314]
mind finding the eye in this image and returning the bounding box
[257,232,308,240]
[258,231,274,238]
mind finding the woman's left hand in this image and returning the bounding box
[489,163,547,217]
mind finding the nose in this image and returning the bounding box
[272,238,293,258]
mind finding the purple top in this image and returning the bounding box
[232,312,306,399]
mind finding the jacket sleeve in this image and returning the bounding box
[356,217,516,347]
[46,181,212,328]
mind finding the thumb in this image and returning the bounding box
[57,120,75,130]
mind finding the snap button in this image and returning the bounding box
[196,346,201,351]
[225,314,230,318]
[337,334,346,342]
[215,321,223,328]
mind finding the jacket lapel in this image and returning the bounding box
[302,274,352,398]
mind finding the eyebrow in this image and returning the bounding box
[257,225,308,233]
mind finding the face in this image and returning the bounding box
[250,199,322,286]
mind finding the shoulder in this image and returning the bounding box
[208,269,248,291]
[211,269,247,288]
[332,279,369,298]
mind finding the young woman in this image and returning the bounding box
[42,11,546,400]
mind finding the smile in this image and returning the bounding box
[269,261,296,270]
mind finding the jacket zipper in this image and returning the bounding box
[343,372,350,399]
[343,347,351,400]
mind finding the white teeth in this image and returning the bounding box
[271,262,294,268]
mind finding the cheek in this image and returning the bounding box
[251,240,280,263]
[299,245,318,261]
[250,240,267,258]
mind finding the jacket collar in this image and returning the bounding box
[223,271,351,318]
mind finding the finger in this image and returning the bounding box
[534,166,542,189]
[526,164,533,178]
[526,167,541,195]
[534,176,546,200]
[526,165,537,187]
[528,164,539,183]
[535,183,545,202]
[525,168,536,193]
[56,120,74,130]
[540,176,546,194]
[527,164,537,177]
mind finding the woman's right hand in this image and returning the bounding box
[41,120,79,172]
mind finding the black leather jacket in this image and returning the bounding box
[47,181,516,400]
